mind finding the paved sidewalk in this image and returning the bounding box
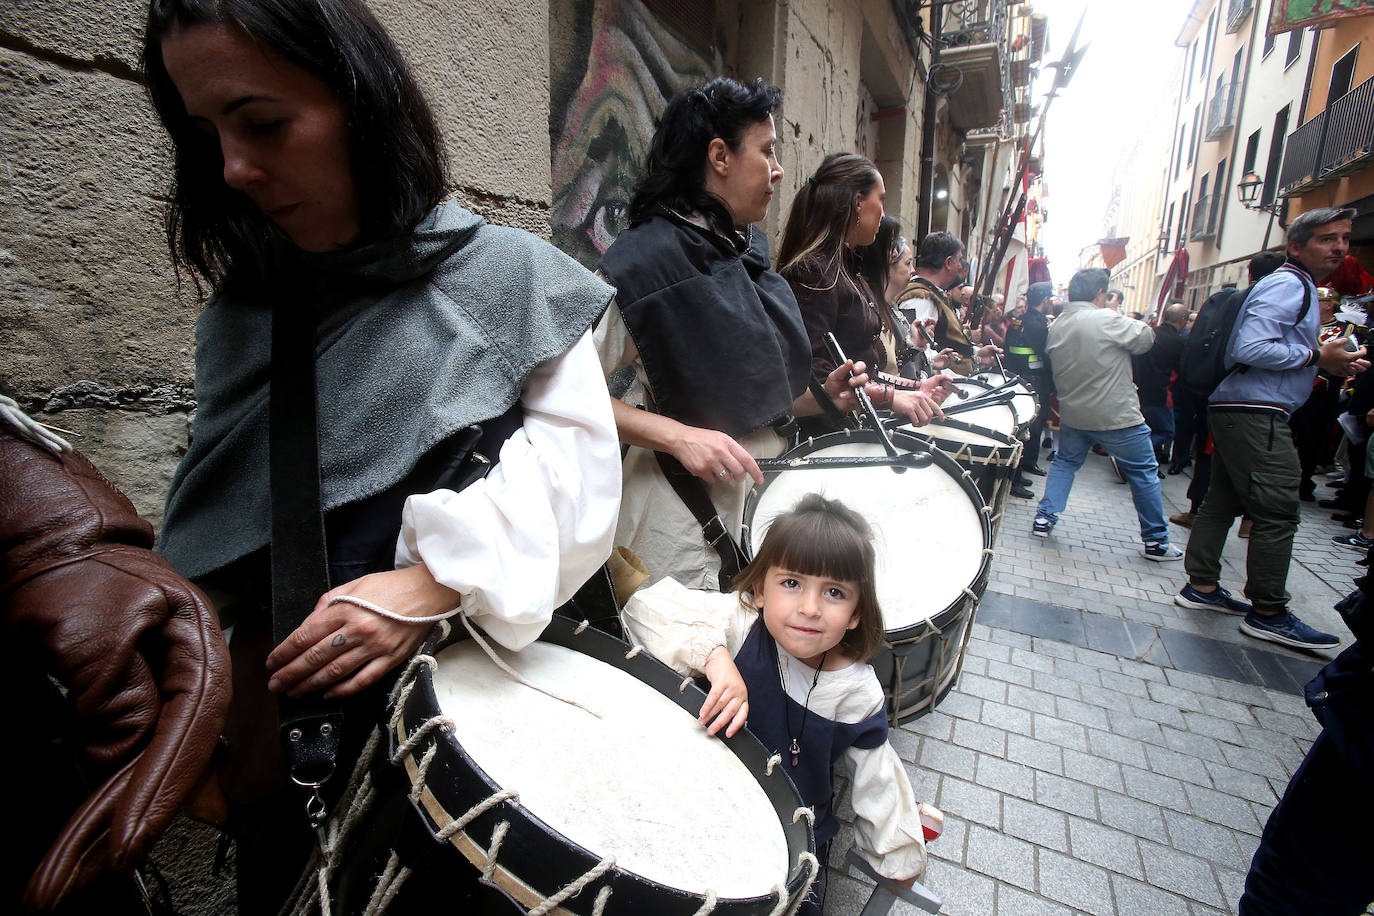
[830,452,1356,915]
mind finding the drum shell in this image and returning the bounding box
[741,431,994,726]
[379,617,816,916]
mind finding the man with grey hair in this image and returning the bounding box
[1176,207,1368,651]
[1106,289,1125,312]
[1032,267,1183,561]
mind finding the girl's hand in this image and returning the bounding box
[975,344,1003,365]
[266,564,460,699]
[671,425,764,486]
[700,645,749,737]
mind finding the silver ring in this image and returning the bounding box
[717,469,730,479]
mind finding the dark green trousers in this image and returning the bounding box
[1183,408,1301,613]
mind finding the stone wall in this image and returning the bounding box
[0,0,554,527]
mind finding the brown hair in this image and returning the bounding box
[776,152,881,280]
[733,493,887,662]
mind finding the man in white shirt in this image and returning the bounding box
[1031,268,1182,560]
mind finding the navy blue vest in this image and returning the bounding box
[734,619,888,846]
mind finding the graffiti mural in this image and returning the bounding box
[1268,0,1374,36]
[550,0,718,268]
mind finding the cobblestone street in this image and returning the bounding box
[829,452,1357,915]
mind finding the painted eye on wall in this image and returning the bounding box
[591,199,628,253]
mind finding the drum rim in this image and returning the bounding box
[740,429,994,643]
[393,615,818,914]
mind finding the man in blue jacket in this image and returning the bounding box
[1175,208,1368,650]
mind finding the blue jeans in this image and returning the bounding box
[1141,405,1175,456]
[1036,423,1170,543]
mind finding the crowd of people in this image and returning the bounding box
[9,0,1374,913]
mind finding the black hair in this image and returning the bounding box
[1025,281,1053,309]
[1248,249,1286,281]
[143,0,448,286]
[732,494,886,662]
[627,77,782,235]
[915,231,964,271]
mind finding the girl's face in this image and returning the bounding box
[754,566,860,669]
[161,23,361,253]
[887,245,914,298]
[714,115,783,227]
[847,176,886,247]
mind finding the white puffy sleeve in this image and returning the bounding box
[621,577,758,675]
[838,676,929,882]
[394,330,621,650]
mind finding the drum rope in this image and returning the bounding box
[765,883,790,916]
[435,789,519,842]
[782,851,822,916]
[458,614,603,718]
[624,645,645,659]
[679,676,693,693]
[480,821,511,882]
[387,654,437,708]
[765,753,782,776]
[691,891,719,915]
[574,619,590,634]
[792,807,815,826]
[391,714,455,767]
[527,855,615,916]
[590,886,613,916]
[361,851,410,916]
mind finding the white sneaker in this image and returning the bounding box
[1143,542,1184,561]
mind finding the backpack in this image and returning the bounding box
[1178,279,1312,400]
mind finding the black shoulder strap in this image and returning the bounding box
[652,450,750,591]
[269,299,342,813]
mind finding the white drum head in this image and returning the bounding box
[746,441,985,631]
[432,641,789,898]
[975,372,1037,427]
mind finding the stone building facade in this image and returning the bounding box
[2,0,1036,528]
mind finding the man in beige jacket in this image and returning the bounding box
[1031,268,1182,560]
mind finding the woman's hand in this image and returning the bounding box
[824,359,871,413]
[975,344,1003,366]
[266,564,460,699]
[671,425,764,485]
[700,645,749,737]
[930,348,956,371]
[919,375,954,403]
[891,389,943,426]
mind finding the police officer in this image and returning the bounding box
[1004,281,1055,495]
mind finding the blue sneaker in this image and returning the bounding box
[1240,610,1340,651]
[1032,515,1054,538]
[1175,583,1251,615]
[1143,541,1184,561]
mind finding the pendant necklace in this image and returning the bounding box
[778,646,825,767]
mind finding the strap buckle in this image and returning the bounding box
[702,515,732,546]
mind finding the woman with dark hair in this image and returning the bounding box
[857,216,949,379]
[597,78,876,591]
[777,153,949,421]
[143,0,620,907]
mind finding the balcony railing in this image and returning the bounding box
[1226,0,1253,34]
[1189,194,1215,241]
[1205,82,1235,139]
[1277,74,1374,195]
[1322,73,1374,179]
[1278,112,1325,196]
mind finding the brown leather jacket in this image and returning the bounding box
[1,427,230,910]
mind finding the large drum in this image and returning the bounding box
[308,617,818,915]
[897,379,1022,539]
[742,430,994,724]
[971,371,1040,433]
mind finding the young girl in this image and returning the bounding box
[622,494,933,912]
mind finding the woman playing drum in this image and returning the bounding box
[144,0,620,906]
[775,154,950,421]
[596,79,881,591]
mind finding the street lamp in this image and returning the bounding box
[1236,171,1283,216]
[1156,228,1171,259]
